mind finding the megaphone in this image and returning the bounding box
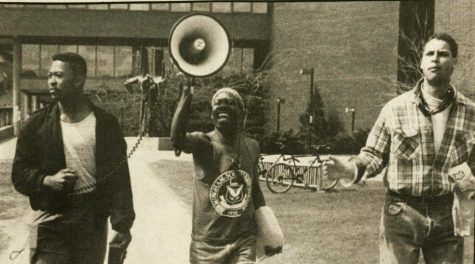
[169,14,231,78]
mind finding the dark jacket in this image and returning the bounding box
[11,102,135,232]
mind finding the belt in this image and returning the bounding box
[387,190,453,205]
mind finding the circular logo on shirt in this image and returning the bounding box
[209,169,252,218]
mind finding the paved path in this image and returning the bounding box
[0,137,193,264]
[0,137,382,263]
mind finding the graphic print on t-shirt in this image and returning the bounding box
[209,169,252,217]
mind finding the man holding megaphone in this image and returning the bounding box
[171,74,282,263]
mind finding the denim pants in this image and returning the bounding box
[379,193,464,264]
[190,234,257,264]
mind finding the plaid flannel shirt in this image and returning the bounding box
[352,80,475,197]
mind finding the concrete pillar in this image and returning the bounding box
[12,40,21,135]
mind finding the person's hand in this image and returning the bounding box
[43,168,77,192]
[110,230,132,248]
[176,72,193,97]
[323,155,356,181]
[450,172,475,194]
[448,162,475,194]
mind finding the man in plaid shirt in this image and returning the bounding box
[324,33,475,263]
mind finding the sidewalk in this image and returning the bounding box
[0,137,193,264]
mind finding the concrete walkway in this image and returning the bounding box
[0,137,382,263]
[0,137,193,264]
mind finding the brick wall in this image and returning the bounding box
[435,0,475,99]
[267,2,400,134]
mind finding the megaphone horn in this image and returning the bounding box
[169,14,231,78]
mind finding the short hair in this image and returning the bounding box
[423,33,458,58]
[52,52,87,77]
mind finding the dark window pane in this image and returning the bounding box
[40,45,59,77]
[243,48,254,72]
[78,46,96,77]
[163,48,173,76]
[192,3,210,12]
[130,4,149,11]
[22,45,40,77]
[170,3,190,12]
[96,46,114,78]
[212,2,231,13]
[252,3,267,13]
[233,2,251,13]
[222,48,241,75]
[151,3,169,11]
[110,4,128,10]
[115,46,132,78]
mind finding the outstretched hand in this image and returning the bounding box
[323,155,355,181]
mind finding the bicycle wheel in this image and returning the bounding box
[321,176,339,191]
[265,163,295,193]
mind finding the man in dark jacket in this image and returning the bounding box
[11,52,135,264]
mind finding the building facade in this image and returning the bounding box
[0,1,473,138]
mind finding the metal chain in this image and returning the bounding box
[69,82,162,196]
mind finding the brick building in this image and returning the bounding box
[0,1,473,138]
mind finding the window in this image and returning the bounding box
[46,4,67,9]
[242,48,254,72]
[252,3,267,14]
[24,4,46,9]
[170,3,191,12]
[67,4,87,9]
[115,47,133,77]
[233,2,251,13]
[110,4,128,10]
[129,3,149,11]
[3,4,24,8]
[151,3,169,11]
[59,45,77,53]
[40,45,59,77]
[22,44,133,79]
[78,45,96,77]
[22,45,40,77]
[211,2,231,13]
[88,4,108,10]
[96,46,114,77]
[192,3,210,12]
[222,48,241,75]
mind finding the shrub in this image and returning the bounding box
[259,129,305,155]
[327,129,370,154]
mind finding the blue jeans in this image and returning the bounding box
[190,235,257,264]
[379,193,464,264]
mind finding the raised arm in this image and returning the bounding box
[171,75,193,154]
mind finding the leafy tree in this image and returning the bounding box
[297,86,338,152]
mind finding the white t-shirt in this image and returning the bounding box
[421,88,452,154]
[61,112,97,194]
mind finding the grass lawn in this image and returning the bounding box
[0,172,30,255]
[152,160,474,264]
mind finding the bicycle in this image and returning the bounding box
[265,143,339,194]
